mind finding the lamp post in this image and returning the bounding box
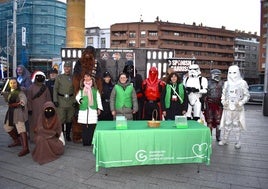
[7,20,13,78]
[263,27,268,116]
[12,0,17,77]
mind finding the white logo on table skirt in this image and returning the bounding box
[192,143,208,158]
[135,150,173,162]
[175,143,209,160]
[135,150,147,162]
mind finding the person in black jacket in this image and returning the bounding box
[98,71,114,121]
[45,68,58,100]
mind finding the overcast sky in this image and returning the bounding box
[61,0,261,35]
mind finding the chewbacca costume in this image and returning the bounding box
[72,46,102,143]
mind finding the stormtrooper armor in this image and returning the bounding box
[183,64,208,121]
[219,65,250,149]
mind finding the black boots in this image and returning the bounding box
[65,122,72,141]
[216,127,221,142]
[7,129,21,147]
[18,132,30,157]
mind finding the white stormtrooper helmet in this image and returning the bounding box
[188,64,201,78]
[227,65,242,83]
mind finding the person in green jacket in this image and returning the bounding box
[161,72,188,120]
[110,72,138,120]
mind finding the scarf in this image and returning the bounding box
[83,80,93,106]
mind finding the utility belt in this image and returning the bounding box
[8,103,24,109]
[58,92,73,98]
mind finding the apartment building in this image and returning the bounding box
[234,31,260,84]
[110,21,235,78]
[85,27,110,48]
[259,0,268,83]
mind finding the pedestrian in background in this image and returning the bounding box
[110,72,138,120]
[46,68,58,100]
[53,61,75,141]
[32,101,64,165]
[76,72,103,146]
[3,78,29,157]
[16,64,32,92]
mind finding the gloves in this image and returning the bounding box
[54,102,59,107]
[79,98,83,103]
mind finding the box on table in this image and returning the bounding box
[175,115,188,129]
[116,116,128,130]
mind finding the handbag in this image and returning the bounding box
[59,131,65,146]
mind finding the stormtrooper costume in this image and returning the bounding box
[219,65,250,149]
[183,64,208,121]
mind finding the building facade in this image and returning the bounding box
[0,0,66,75]
[259,0,268,83]
[234,32,260,84]
[85,27,110,49]
[110,21,236,78]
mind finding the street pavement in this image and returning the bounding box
[0,95,268,189]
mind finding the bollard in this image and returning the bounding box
[263,93,268,116]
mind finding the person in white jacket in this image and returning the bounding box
[76,72,103,146]
[219,65,250,149]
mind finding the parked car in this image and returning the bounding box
[248,84,264,103]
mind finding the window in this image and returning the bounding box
[129,40,136,47]
[129,31,136,38]
[251,46,257,51]
[101,38,106,48]
[140,40,146,47]
[149,32,158,37]
[141,31,146,38]
[87,37,93,46]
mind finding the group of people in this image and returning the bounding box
[2,64,65,165]
[2,46,250,165]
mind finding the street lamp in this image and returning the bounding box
[7,20,13,78]
[12,0,17,77]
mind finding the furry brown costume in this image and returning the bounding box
[72,46,102,143]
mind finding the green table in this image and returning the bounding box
[92,120,212,172]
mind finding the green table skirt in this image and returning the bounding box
[92,120,212,172]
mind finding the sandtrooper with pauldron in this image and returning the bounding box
[219,65,250,149]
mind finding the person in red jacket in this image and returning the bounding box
[142,67,166,120]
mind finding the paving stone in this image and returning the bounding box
[0,99,267,189]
